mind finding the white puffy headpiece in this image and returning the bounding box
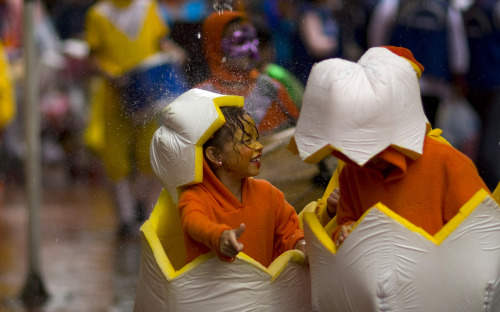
[289,47,429,165]
[150,88,244,203]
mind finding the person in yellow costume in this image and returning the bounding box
[0,41,15,132]
[84,0,186,237]
[0,40,15,200]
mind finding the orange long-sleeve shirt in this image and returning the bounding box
[178,160,304,267]
[334,136,489,240]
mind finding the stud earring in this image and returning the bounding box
[218,161,223,165]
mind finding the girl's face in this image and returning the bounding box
[219,114,263,179]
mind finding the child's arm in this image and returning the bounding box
[331,170,359,246]
[273,189,305,256]
[179,195,234,261]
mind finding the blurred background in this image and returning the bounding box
[1,0,498,310]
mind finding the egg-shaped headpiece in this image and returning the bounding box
[150,88,244,203]
[289,47,428,166]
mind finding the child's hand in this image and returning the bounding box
[294,239,308,264]
[336,224,353,247]
[326,188,339,218]
[220,223,245,258]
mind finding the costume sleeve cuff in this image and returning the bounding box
[214,224,233,262]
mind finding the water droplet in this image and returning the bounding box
[212,0,233,12]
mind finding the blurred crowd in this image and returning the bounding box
[0,0,498,236]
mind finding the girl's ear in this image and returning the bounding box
[205,146,221,165]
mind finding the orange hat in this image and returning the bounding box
[382,46,424,78]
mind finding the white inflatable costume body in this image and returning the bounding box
[290,47,500,311]
[134,89,310,311]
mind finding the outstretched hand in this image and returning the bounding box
[220,223,245,258]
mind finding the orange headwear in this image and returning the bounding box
[382,46,425,78]
[202,11,257,83]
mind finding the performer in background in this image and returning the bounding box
[84,0,186,238]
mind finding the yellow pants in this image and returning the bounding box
[85,79,157,181]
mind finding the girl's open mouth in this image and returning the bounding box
[250,157,261,163]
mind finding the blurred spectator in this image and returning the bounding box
[198,10,334,187]
[196,10,299,135]
[0,0,88,184]
[159,0,211,87]
[0,0,22,58]
[159,0,208,27]
[260,0,302,71]
[290,0,343,85]
[341,0,381,60]
[50,0,95,40]
[463,0,500,190]
[0,41,14,133]
[368,0,470,127]
[84,0,187,238]
[255,23,304,110]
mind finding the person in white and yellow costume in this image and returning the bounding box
[0,40,15,199]
[84,0,184,237]
[0,41,15,133]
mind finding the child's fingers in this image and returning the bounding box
[335,224,353,247]
[229,231,244,253]
[220,225,245,258]
[231,239,244,253]
[234,223,245,239]
[221,241,241,258]
[326,188,340,217]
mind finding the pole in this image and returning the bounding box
[19,0,49,306]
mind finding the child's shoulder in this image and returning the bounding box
[247,178,287,204]
[248,177,274,188]
[248,177,283,194]
[178,183,209,201]
[423,135,475,166]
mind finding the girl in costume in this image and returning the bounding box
[178,105,306,267]
[319,47,489,246]
[196,10,299,135]
[288,46,490,245]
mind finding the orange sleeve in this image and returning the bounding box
[272,188,304,258]
[179,191,233,261]
[331,167,362,242]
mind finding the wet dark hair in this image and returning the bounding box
[203,106,259,155]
